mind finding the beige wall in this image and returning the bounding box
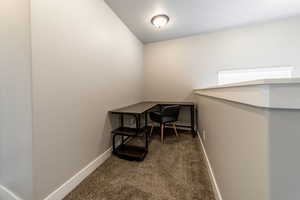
[196,95,270,200]
[269,109,300,200]
[196,94,300,200]
[0,0,33,199]
[144,16,300,101]
[31,0,143,199]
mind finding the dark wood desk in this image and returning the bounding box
[110,101,196,161]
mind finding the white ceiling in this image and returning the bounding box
[105,0,300,43]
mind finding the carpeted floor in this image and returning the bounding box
[64,128,216,200]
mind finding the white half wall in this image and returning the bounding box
[144,16,300,101]
[0,0,33,199]
[196,84,300,200]
[196,95,270,200]
[31,0,143,199]
[269,109,300,200]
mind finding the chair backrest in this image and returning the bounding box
[162,105,180,120]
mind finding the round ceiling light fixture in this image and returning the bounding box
[151,14,170,28]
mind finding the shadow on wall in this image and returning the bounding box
[99,112,120,150]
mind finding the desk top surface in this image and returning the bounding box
[110,101,194,114]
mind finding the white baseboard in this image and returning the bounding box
[43,135,130,200]
[43,147,113,200]
[197,131,223,200]
[0,185,23,200]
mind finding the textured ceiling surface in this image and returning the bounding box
[105,0,300,43]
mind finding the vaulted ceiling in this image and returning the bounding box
[105,0,300,43]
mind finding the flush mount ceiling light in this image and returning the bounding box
[151,14,170,29]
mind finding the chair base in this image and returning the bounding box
[149,123,178,143]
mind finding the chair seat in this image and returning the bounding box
[150,111,177,124]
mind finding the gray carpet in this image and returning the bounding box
[64,128,216,200]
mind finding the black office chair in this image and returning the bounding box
[149,105,180,143]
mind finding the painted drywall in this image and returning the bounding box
[196,92,300,200]
[31,0,143,199]
[196,95,270,200]
[0,0,33,199]
[144,16,300,101]
[269,109,300,200]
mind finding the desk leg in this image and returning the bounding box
[145,112,149,150]
[121,114,125,144]
[112,134,116,154]
[145,112,148,127]
[191,106,196,138]
[145,129,148,150]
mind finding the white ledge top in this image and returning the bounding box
[194,78,300,109]
[195,78,300,90]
